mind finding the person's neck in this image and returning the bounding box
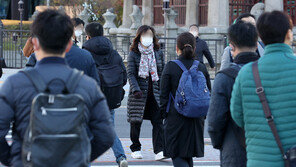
[36,52,65,61]
[233,48,256,58]
[140,43,148,49]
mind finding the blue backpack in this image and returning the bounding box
[166,60,210,118]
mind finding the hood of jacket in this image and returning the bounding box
[83,36,114,65]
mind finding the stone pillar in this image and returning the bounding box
[121,0,134,28]
[142,0,154,26]
[103,9,117,35]
[265,0,284,12]
[186,0,199,27]
[165,8,179,61]
[130,5,143,30]
[207,0,229,27]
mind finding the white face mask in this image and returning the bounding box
[190,31,198,38]
[75,30,83,37]
[141,36,153,47]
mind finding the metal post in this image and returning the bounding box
[162,0,170,58]
[0,20,3,59]
[18,0,24,67]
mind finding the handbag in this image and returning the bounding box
[252,61,296,167]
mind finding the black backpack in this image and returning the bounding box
[97,55,124,109]
[21,69,91,167]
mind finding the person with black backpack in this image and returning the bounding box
[160,32,211,167]
[82,22,128,167]
[0,10,115,167]
[207,22,260,167]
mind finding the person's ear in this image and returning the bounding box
[65,40,73,53]
[176,46,181,56]
[285,29,293,45]
[229,43,235,56]
[32,37,40,51]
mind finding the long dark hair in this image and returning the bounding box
[130,25,160,53]
[177,32,196,59]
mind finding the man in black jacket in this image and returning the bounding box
[207,22,260,167]
[189,24,215,68]
[83,22,128,167]
[0,10,115,166]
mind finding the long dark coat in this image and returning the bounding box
[160,56,211,158]
[127,50,165,123]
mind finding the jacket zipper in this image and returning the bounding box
[40,107,78,116]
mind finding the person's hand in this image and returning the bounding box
[133,91,143,99]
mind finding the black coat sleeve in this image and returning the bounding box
[118,52,127,86]
[207,73,232,149]
[203,41,216,68]
[26,53,37,67]
[127,52,141,93]
[88,58,101,87]
[89,84,115,161]
[160,62,172,118]
[198,63,211,91]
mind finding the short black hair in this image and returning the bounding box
[189,24,199,29]
[31,9,73,54]
[85,22,104,38]
[228,22,258,48]
[72,18,85,27]
[257,11,292,45]
[236,13,255,22]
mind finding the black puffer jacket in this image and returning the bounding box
[127,50,165,123]
[83,36,127,109]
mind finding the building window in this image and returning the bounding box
[0,0,9,19]
[135,0,186,26]
[229,0,264,24]
[284,0,296,25]
[199,0,208,26]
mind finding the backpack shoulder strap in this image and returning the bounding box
[21,69,47,92]
[66,69,84,93]
[192,60,200,68]
[258,41,265,49]
[252,61,288,163]
[217,67,239,80]
[172,60,188,72]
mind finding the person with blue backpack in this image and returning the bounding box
[160,32,211,167]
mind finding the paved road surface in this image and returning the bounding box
[0,69,220,166]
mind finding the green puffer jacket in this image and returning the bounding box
[230,43,296,167]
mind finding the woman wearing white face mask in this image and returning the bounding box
[127,25,166,161]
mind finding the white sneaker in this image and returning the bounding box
[131,151,143,159]
[155,151,167,161]
[119,159,128,167]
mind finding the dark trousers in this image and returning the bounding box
[130,95,164,154]
[172,157,193,167]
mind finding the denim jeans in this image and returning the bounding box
[110,109,126,163]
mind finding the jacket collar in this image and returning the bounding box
[264,43,293,55]
[36,57,66,67]
[233,52,260,65]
